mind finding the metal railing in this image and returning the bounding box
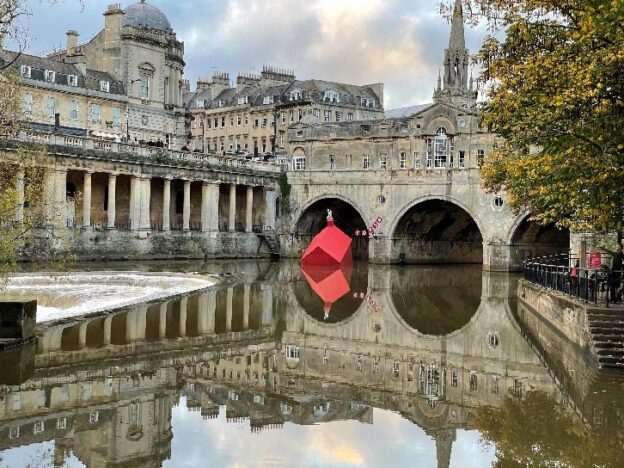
[523,253,623,307]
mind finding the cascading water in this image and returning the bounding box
[1,272,216,322]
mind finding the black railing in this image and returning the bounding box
[523,253,623,307]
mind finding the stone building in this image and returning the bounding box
[184,66,384,159]
[0,50,127,139]
[47,0,187,146]
[283,0,570,270]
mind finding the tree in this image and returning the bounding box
[0,1,79,279]
[451,0,624,233]
[475,390,624,467]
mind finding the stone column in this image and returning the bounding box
[162,178,171,231]
[130,176,139,230]
[197,291,216,334]
[45,168,67,228]
[159,303,168,339]
[261,285,273,325]
[228,184,236,232]
[264,188,277,230]
[14,168,24,223]
[103,316,112,346]
[107,174,116,229]
[245,186,253,232]
[226,287,233,332]
[201,182,220,232]
[82,171,92,228]
[243,284,250,330]
[139,177,151,230]
[179,297,188,337]
[183,180,191,231]
[78,322,87,348]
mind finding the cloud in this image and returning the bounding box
[17,0,489,109]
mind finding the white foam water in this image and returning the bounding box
[1,272,215,323]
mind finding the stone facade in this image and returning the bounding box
[184,66,384,158]
[282,0,570,271]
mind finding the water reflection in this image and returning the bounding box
[0,260,622,467]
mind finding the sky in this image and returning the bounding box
[17,0,489,110]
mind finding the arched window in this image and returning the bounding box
[426,126,453,169]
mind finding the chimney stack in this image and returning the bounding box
[66,30,79,54]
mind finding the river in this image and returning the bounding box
[0,260,622,467]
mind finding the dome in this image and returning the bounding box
[123,1,171,31]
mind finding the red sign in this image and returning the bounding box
[589,251,602,268]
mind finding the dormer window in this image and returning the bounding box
[289,90,302,101]
[361,97,369,107]
[263,95,274,105]
[218,100,225,107]
[45,70,56,83]
[237,96,248,105]
[196,99,205,108]
[323,90,340,103]
[99,80,110,92]
[20,65,31,78]
[67,75,78,86]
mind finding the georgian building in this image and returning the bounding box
[0,50,128,139]
[12,0,188,146]
[184,66,384,159]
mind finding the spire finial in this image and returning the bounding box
[449,0,466,50]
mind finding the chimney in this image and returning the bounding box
[236,73,261,93]
[66,30,79,54]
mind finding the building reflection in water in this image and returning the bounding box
[0,260,622,467]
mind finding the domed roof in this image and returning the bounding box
[123,1,171,31]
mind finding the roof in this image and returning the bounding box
[0,50,125,95]
[123,1,171,31]
[384,103,434,119]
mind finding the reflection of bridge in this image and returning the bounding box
[0,261,567,467]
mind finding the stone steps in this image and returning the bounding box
[587,309,624,369]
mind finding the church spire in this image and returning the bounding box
[433,0,476,105]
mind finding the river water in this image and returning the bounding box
[0,260,622,467]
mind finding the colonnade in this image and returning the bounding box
[39,285,275,353]
[19,167,277,232]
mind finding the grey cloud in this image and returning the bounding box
[19,0,487,109]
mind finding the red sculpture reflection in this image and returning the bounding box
[301,263,353,320]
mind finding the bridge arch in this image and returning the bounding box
[507,213,570,266]
[294,195,371,259]
[390,196,485,265]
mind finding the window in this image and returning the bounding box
[491,375,500,394]
[285,345,300,359]
[263,95,274,105]
[514,379,523,398]
[20,65,31,78]
[262,117,267,127]
[237,96,248,105]
[362,154,370,170]
[292,156,306,171]
[89,104,101,123]
[290,90,302,101]
[477,149,485,166]
[45,70,56,83]
[335,111,342,122]
[407,362,414,381]
[221,116,226,127]
[253,117,259,128]
[113,107,121,126]
[361,97,369,106]
[56,418,67,430]
[459,150,465,168]
[89,411,99,424]
[9,427,19,439]
[230,116,234,126]
[372,357,380,373]
[379,154,387,170]
[414,152,421,169]
[347,112,353,121]
[280,112,286,124]
[427,127,452,168]
[99,80,110,92]
[356,355,363,372]
[323,349,329,365]
[218,100,225,107]
[393,361,400,377]
[313,109,320,118]
[469,371,478,391]
[22,93,32,113]
[33,420,45,434]
[244,114,249,125]
[196,99,205,108]
[324,90,340,102]
[451,369,458,387]
[47,96,56,118]
[139,73,150,99]
[399,152,407,169]
[67,74,78,86]
[13,392,22,411]
[329,155,335,170]
[324,110,331,122]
